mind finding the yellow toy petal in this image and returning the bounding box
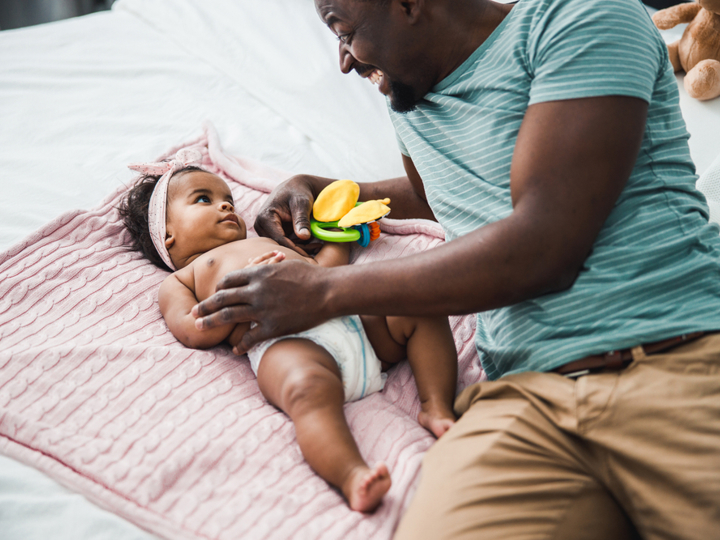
[338,199,391,228]
[313,179,360,222]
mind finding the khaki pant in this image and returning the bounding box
[395,334,720,540]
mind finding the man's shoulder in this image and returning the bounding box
[523,0,656,33]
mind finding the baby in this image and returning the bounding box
[119,149,458,512]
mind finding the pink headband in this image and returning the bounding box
[128,147,204,271]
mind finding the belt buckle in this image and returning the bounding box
[563,368,591,379]
[563,350,623,379]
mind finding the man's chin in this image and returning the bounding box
[388,80,419,114]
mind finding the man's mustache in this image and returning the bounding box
[354,63,376,77]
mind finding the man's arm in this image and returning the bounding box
[362,155,436,221]
[196,95,648,352]
[253,155,435,252]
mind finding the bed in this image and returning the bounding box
[1,1,719,539]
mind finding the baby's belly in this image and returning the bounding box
[193,238,308,301]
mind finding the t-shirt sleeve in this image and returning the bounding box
[527,0,667,105]
[396,133,409,157]
[389,107,411,156]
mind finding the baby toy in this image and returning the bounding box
[310,179,391,247]
[652,0,720,101]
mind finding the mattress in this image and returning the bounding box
[1,1,719,539]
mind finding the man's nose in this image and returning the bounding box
[339,42,354,74]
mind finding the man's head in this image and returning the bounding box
[315,0,507,113]
[120,168,247,271]
[315,0,436,113]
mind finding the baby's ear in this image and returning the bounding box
[165,233,175,250]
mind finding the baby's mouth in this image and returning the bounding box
[221,213,239,225]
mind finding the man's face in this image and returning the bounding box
[315,0,429,113]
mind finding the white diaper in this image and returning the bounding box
[247,315,385,402]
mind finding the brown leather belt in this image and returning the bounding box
[553,331,711,378]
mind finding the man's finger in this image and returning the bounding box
[288,243,310,257]
[296,239,323,256]
[193,285,250,318]
[194,305,252,330]
[214,268,253,292]
[255,211,296,250]
[289,196,313,240]
[234,325,269,355]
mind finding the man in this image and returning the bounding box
[193,0,720,537]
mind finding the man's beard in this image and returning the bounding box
[388,79,419,113]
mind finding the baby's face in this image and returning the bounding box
[165,170,247,269]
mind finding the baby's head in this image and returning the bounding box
[120,161,246,271]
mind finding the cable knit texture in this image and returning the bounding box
[0,124,484,540]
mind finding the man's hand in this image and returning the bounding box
[192,261,334,354]
[253,169,434,254]
[254,174,331,256]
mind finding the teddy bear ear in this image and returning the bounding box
[698,0,720,14]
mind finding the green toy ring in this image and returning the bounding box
[309,219,361,243]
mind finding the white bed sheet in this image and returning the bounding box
[0,454,152,540]
[0,1,402,538]
[0,0,405,253]
[1,2,719,539]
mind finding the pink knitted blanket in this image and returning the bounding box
[0,125,484,540]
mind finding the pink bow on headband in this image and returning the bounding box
[127,147,204,271]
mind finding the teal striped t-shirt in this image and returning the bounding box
[389,0,720,380]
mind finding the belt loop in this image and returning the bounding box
[630,345,646,362]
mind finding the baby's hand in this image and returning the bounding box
[245,250,286,268]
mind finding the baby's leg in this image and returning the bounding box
[256,338,391,512]
[362,316,458,438]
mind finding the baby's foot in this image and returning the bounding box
[343,463,392,513]
[418,403,456,438]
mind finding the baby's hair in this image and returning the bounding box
[118,165,205,271]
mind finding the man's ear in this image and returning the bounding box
[398,0,422,23]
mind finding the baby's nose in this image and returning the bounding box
[220,201,234,211]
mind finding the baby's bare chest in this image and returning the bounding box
[192,238,307,301]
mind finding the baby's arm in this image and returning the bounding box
[159,273,237,349]
[309,242,351,268]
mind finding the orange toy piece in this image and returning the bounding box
[368,221,381,241]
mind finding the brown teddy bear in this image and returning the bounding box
[652,0,720,101]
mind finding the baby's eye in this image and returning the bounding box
[195,195,211,203]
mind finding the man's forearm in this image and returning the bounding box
[358,176,436,221]
[320,96,647,318]
[320,211,581,318]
